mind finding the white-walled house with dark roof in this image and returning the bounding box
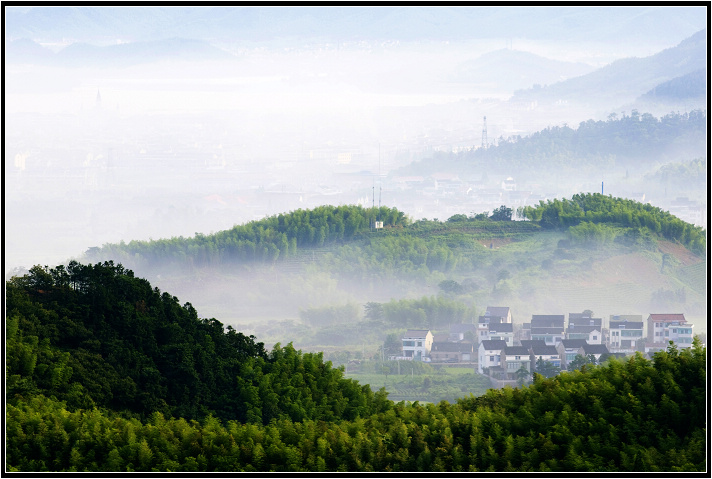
[401,330,434,360]
[478,339,508,374]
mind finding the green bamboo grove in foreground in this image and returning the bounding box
[6,342,706,472]
[5,262,707,472]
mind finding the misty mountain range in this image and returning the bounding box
[6,26,707,112]
[449,49,597,91]
[6,37,232,68]
[510,28,707,108]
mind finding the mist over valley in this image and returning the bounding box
[4,6,709,473]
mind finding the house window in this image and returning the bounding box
[417,341,422,347]
[592,335,597,340]
[515,356,521,360]
[490,356,495,362]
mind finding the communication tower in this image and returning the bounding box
[481,116,488,149]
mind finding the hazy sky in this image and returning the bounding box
[4,5,707,274]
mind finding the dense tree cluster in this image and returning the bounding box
[7,337,706,471]
[378,296,478,330]
[6,262,387,425]
[87,205,408,271]
[518,193,705,254]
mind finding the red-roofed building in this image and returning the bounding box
[646,314,694,351]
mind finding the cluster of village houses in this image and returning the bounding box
[396,307,695,381]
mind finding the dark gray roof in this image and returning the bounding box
[431,342,474,353]
[531,315,565,328]
[403,330,431,339]
[569,316,602,327]
[489,323,514,333]
[504,346,530,356]
[610,315,643,322]
[610,321,644,329]
[531,327,565,334]
[519,340,547,349]
[583,344,609,355]
[532,345,560,356]
[560,339,587,349]
[566,325,601,333]
[480,340,508,351]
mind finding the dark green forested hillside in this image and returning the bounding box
[86,205,408,272]
[518,193,706,255]
[6,194,708,472]
[6,265,708,472]
[5,260,708,472]
[6,262,389,425]
[86,194,704,281]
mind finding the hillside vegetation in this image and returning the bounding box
[79,195,707,353]
[5,262,707,472]
[400,110,707,176]
[6,262,388,425]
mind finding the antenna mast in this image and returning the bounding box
[481,116,488,149]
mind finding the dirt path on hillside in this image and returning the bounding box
[657,240,704,267]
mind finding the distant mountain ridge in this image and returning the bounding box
[450,49,596,92]
[639,68,706,101]
[6,37,233,67]
[509,29,707,107]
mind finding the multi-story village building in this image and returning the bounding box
[646,314,694,351]
[484,306,512,323]
[608,315,644,353]
[478,306,512,343]
[527,315,566,346]
[503,345,531,379]
[556,339,588,370]
[478,339,508,374]
[531,344,562,369]
[487,322,514,346]
[430,341,474,363]
[401,330,434,360]
[566,313,603,344]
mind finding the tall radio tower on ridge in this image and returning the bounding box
[481,116,488,149]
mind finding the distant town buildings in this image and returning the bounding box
[397,306,697,383]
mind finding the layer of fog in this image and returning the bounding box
[6,33,706,273]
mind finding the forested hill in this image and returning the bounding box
[519,193,706,255]
[85,194,705,278]
[398,110,706,176]
[86,204,408,271]
[5,261,708,472]
[6,261,390,425]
